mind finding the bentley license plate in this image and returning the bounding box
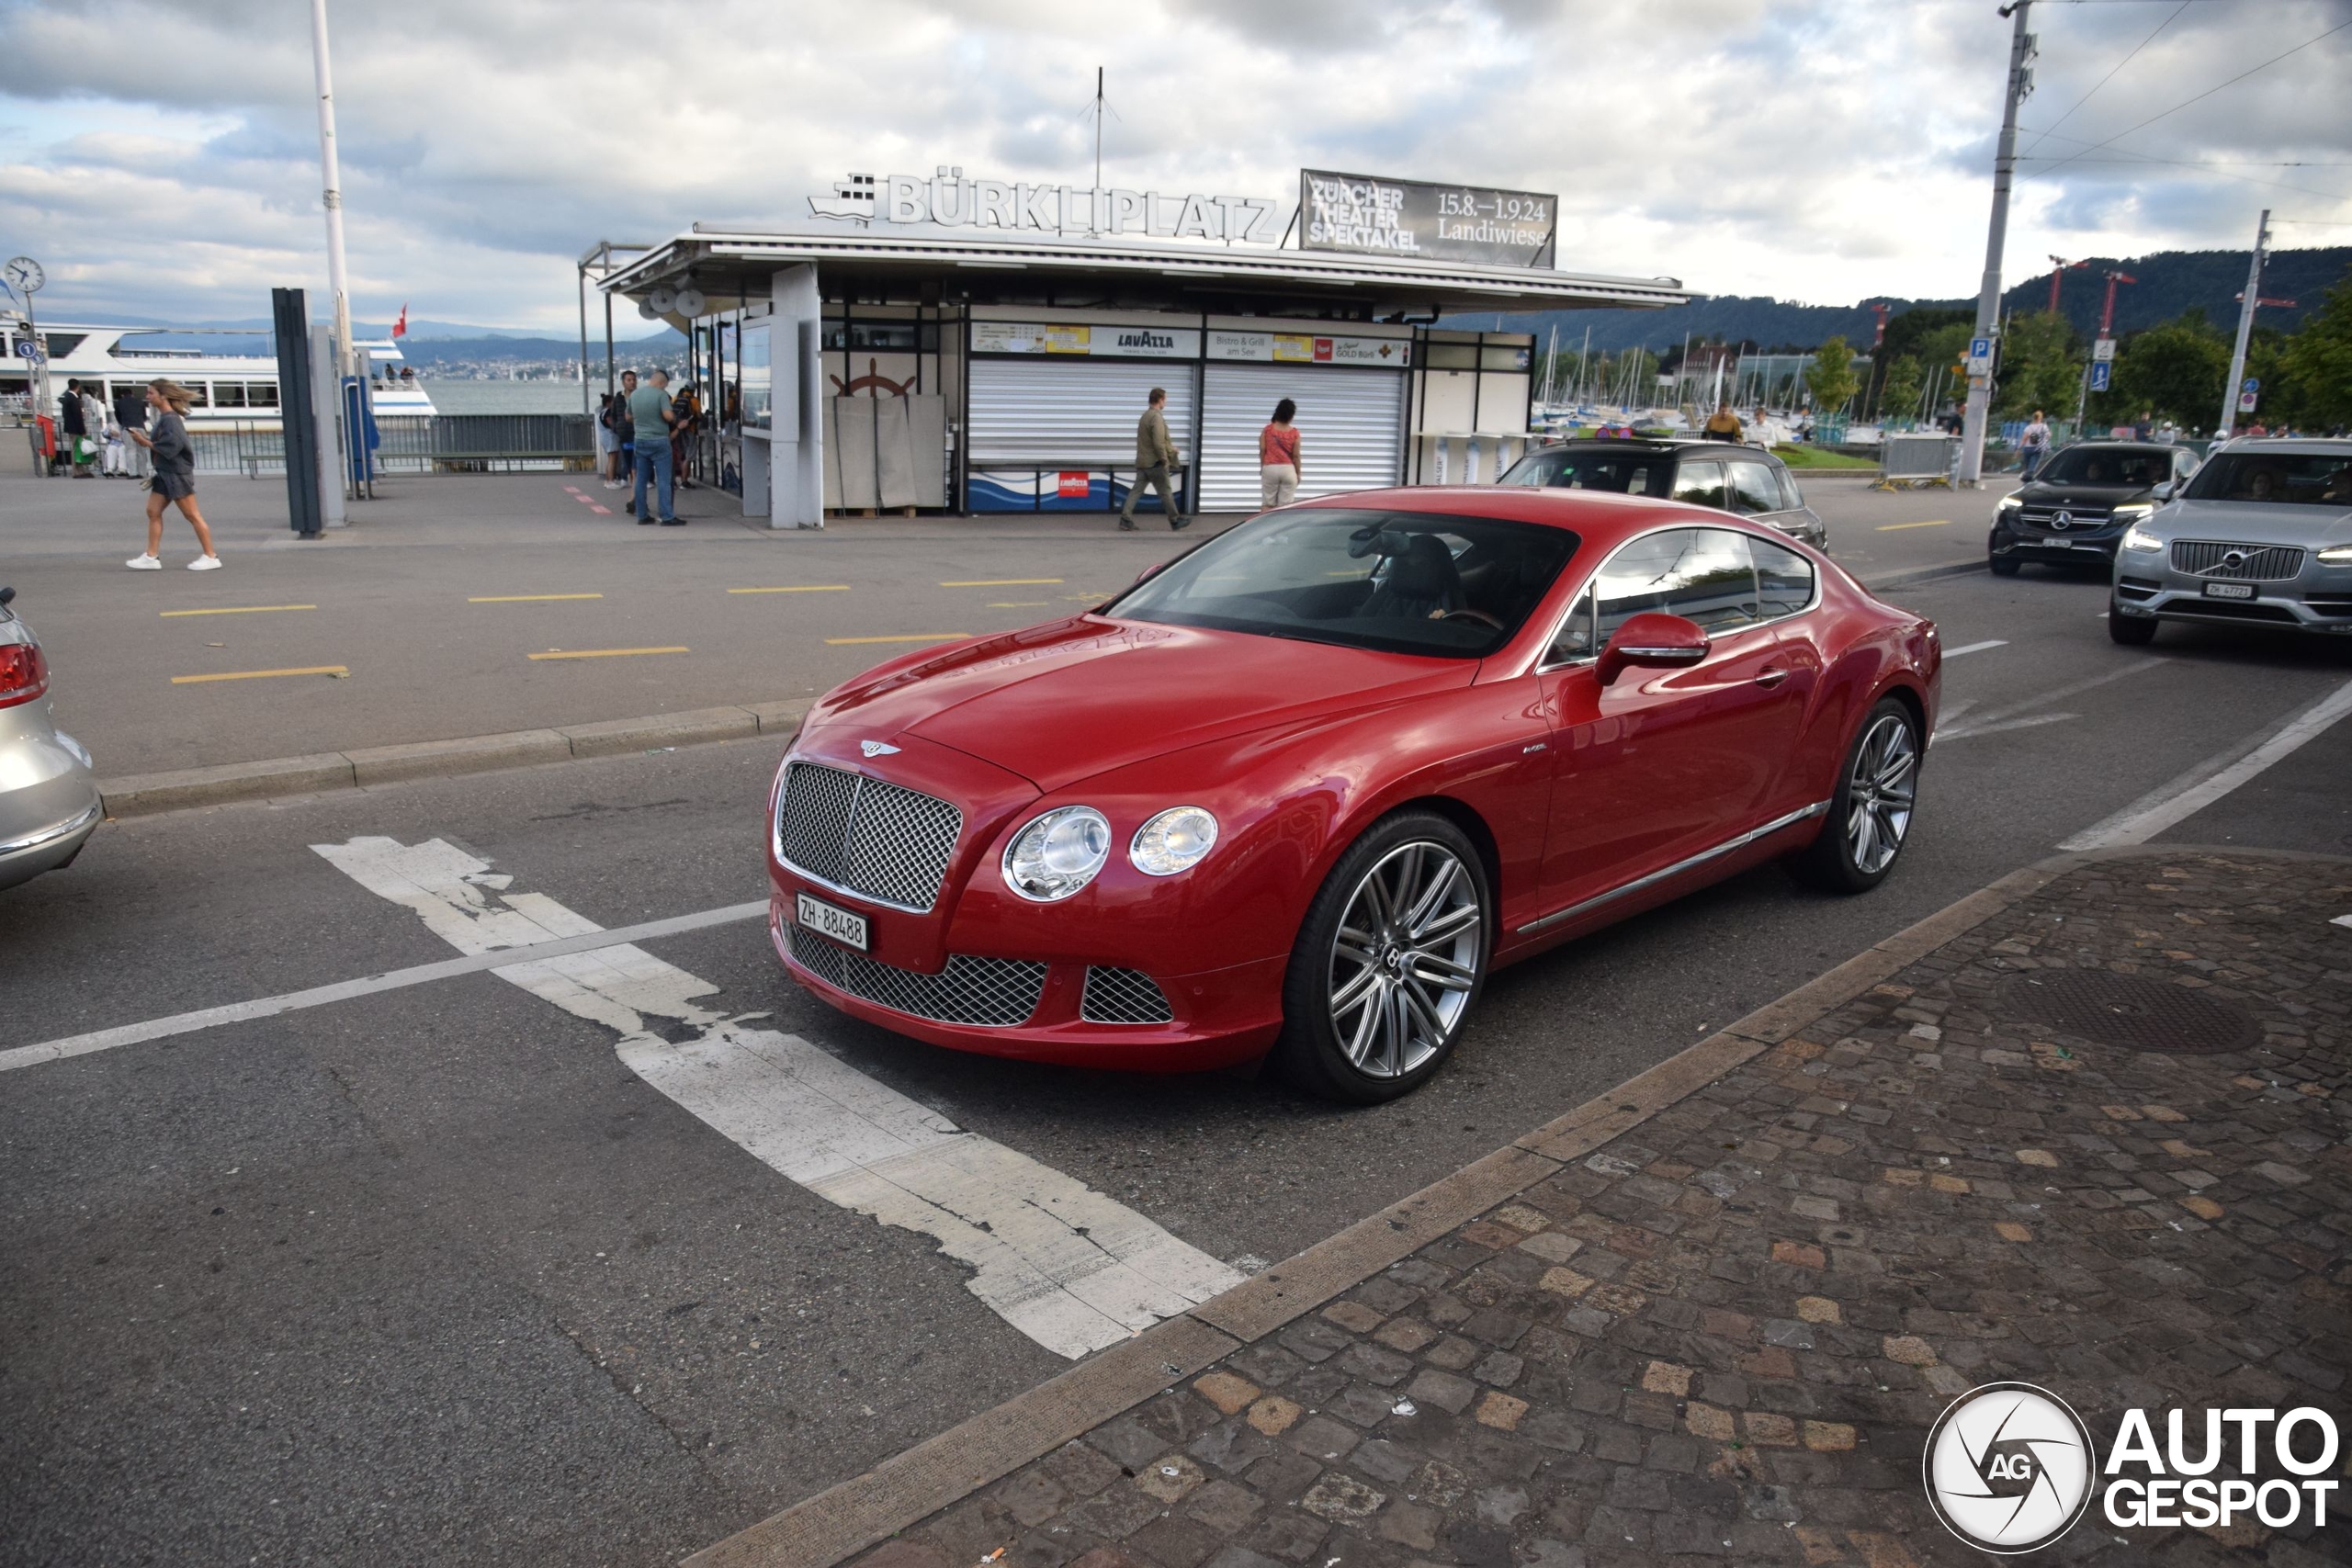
[2201,581,2256,600]
[797,892,868,951]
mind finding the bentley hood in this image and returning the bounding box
[806,616,1475,792]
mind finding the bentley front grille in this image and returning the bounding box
[2169,540,2304,581]
[777,761,963,911]
[788,926,1047,1027]
[1080,967,1175,1025]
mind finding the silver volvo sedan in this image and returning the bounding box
[2109,440,2352,647]
[0,586,100,891]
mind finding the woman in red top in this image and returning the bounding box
[1260,399,1302,511]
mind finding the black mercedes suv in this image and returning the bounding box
[1988,441,2201,575]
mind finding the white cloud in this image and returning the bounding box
[0,0,2344,330]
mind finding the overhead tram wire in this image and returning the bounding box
[2018,0,2191,158]
[2030,17,2352,184]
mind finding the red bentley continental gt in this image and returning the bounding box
[768,487,1939,1101]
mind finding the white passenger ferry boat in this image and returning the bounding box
[1,319,434,424]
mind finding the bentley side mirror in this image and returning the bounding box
[1597,612,1711,685]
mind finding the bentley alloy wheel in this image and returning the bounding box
[1275,811,1492,1102]
[1328,840,1483,1079]
[1792,695,1922,894]
[1845,711,1917,876]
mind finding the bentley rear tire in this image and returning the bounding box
[1790,697,1920,895]
[1271,811,1492,1104]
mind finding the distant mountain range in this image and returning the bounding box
[1442,245,2351,354]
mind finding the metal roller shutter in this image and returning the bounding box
[1198,366,1406,513]
[967,358,1197,465]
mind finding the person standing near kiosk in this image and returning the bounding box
[1118,387,1191,533]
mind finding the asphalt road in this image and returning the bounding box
[4,556,2346,1566]
[2,468,2008,775]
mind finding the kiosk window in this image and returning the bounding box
[1594,527,1758,642]
[1753,537,1816,619]
[1726,460,1781,515]
[1670,460,1726,509]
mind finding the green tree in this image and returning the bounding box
[1994,310,2085,421]
[1879,356,1924,428]
[2098,310,2230,429]
[2280,270,2352,430]
[1805,335,1860,412]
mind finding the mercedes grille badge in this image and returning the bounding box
[2051,510,2073,530]
[860,739,900,758]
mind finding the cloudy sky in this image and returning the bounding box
[2,0,2347,333]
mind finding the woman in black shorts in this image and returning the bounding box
[125,378,220,570]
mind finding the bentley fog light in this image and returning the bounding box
[1002,806,1112,901]
[1129,807,1219,876]
[2122,525,2164,553]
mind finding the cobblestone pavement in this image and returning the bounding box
[848,852,2351,1568]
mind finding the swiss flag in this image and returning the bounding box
[391,303,408,339]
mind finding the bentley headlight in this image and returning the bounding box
[2318,544,2352,565]
[1002,806,1112,901]
[1129,807,1219,876]
[2121,525,2164,553]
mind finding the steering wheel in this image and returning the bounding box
[1438,608,1504,630]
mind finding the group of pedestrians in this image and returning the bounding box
[595,369,703,526]
[52,378,155,480]
[1112,388,1306,532]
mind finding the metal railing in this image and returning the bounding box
[191,415,596,477]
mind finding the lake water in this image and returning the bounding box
[416,380,598,415]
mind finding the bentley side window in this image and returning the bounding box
[1752,537,1816,619]
[1594,527,1758,643]
[1546,589,1597,664]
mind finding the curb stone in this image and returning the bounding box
[94,699,812,818]
[680,846,2217,1568]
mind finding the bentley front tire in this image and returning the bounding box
[1272,811,1492,1104]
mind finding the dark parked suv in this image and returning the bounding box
[1988,441,2201,574]
[1497,438,1826,549]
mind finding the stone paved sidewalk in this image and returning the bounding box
[850,852,2351,1568]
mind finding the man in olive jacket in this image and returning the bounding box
[1118,387,1192,532]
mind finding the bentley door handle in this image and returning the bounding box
[1754,667,1789,688]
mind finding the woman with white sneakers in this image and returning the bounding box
[125,379,220,571]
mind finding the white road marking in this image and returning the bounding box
[1943,639,2008,658]
[0,900,767,1076]
[311,836,1243,1359]
[1937,713,2077,741]
[1933,659,2164,742]
[2059,673,2352,852]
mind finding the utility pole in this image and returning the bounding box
[1959,1,2035,488]
[309,0,354,382]
[2075,269,2134,431]
[2216,209,2269,440]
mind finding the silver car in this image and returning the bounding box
[0,586,100,890]
[2109,439,2352,647]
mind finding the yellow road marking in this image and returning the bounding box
[469,592,605,603]
[988,601,1049,607]
[1876,520,1951,531]
[728,584,852,594]
[172,665,348,684]
[940,578,1063,587]
[825,634,967,646]
[159,604,317,618]
[526,646,687,660]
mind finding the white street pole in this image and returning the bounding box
[310,0,354,383]
[1959,2,2035,488]
[2217,209,2268,440]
